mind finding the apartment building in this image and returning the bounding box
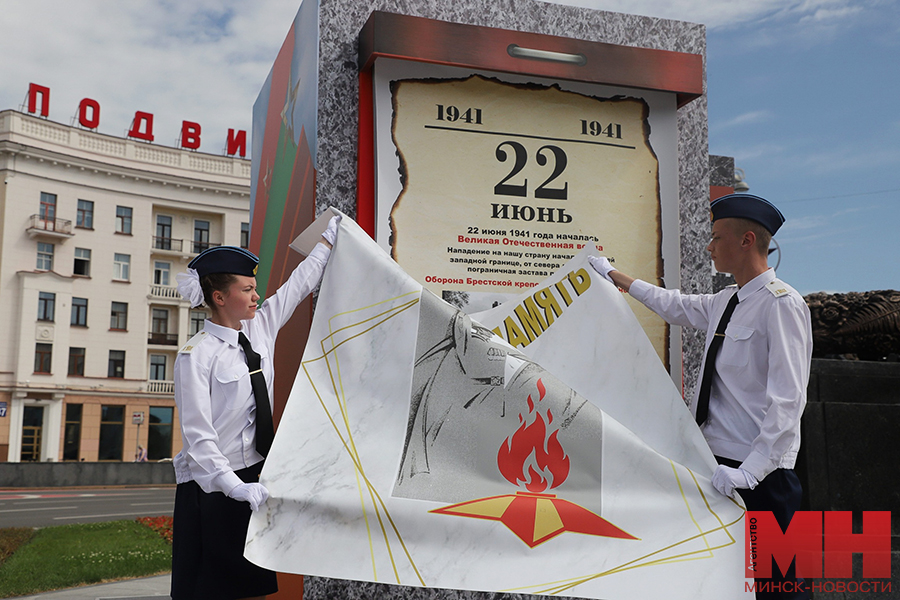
[0,109,250,463]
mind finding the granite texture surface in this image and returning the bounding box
[304,582,586,600]
[309,1,709,596]
[709,154,735,188]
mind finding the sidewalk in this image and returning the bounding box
[12,574,170,600]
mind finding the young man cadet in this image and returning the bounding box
[590,193,812,600]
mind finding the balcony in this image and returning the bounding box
[153,236,184,252]
[149,284,183,301]
[26,215,74,240]
[148,332,179,346]
[147,380,175,394]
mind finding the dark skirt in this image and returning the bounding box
[716,456,808,600]
[171,461,278,600]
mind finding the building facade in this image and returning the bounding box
[0,109,250,463]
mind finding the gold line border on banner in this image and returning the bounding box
[503,462,743,595]
[301,290,424,585]
[300,290,745,594]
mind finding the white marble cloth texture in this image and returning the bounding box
[245,215,749,599]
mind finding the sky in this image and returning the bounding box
[1,0,897,295]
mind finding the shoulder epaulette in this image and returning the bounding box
[179,330,209,353]
[765,279,791,298]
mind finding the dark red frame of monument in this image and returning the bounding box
[355,10,704,236]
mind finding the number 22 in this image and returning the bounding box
[494,141,568,200]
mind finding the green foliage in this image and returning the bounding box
[136,516,173,544]
[0,521,171,598]
[0,528,35,565]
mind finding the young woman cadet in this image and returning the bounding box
[170,216,338,600]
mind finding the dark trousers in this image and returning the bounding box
[717,457,809,600]
[171,461,278,600]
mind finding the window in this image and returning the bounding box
[73,247,91,277]
[154,261,170,286]
[37,292,55,321]
[115,206,132,234]
[240,222,250,249]
[156,215,173,250]
[63,403,82,461]
[113,253,130,280]
[39,192,56,221]
[148,406,174,460]
[150,308,171,344]
[193,220,210,253]
[150,355,166,380]
[36,242,54,271]
[76,199,94,229]
[108,350,125,378]
[68,347,85,376]
[98,405,124,461]
[71,297,88,326]
[110,302,128,330]
[34,343,52,373]
[151,308,169,334]
[189,310,207,335]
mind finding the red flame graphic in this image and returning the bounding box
[497,378,570,492]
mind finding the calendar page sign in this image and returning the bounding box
[359,11,702,367]
[390,74,660,299]
[385,73,669,359]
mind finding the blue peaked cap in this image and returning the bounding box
[188,246,259,278]
[710,193,785,235]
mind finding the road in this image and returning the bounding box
[0,486,175,528]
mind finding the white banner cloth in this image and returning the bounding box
[245,214,748,599]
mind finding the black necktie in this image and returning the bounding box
[695,292,740,426]
[237,332,275,457]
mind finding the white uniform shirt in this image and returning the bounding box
[172,243,330,495]
[629,269,812,481]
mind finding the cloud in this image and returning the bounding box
[778,223,864,244]
[777,204,876,244]
[0,0,300,154]
[797,3,863,24]
[712,110,774,131]
[541,0,790,27]
[1,0,888,158]
[543,0,872,30]
[799,146,900,176]
[720,142,786,163]
[780,214,829,232]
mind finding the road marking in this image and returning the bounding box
[54,511,172,520]
[11,499,97,506]
[0,506,77,513]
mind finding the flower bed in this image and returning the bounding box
[136,516,173,544]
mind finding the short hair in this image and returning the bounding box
[729,217,771,257]
[200,272,238,313]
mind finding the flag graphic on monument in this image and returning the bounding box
[244,214,747,600]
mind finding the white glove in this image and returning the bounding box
[228,482,269,511]
[588,255,616,284]
[711,465,759,499]
[322,214,341,245]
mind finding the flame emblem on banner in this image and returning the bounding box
[497,378,570,493]
[431,378,637,547]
